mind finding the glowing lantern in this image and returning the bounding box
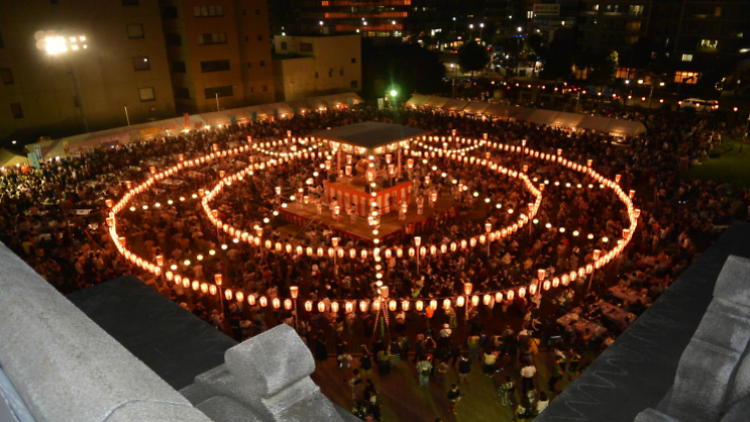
[470,295,479,307]
[318,301,326,313]
[248,295,256,306]
[201,283,208,294]
[209,285,217,295]
[518,287,526,298]
[284,299,292,310]
[416,300,424,311]
[345,302,354,313]
[214,274,223,286]
[260,296,268,307]
[402,300,410,311]
[429,300,438,311]
[552,277,560,288]
[331,302,339,313]
[483,294,492,306]
[192,280,200,291]
[372,300,381,312]
[273,298,281,309]
[236,291,245,303]
[225,289,233,301]
[389,300,397,312]
[495,292,503,302]
[359,300,368,313]
[443,299,452,310]
[305,301,313,312]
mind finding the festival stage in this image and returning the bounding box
[277,194,454,244]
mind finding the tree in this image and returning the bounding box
[540,37,575,80]
[587,50,618,85]
[361,39,446,100]
[458,41,490,80]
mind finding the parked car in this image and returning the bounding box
[679,98,719,111]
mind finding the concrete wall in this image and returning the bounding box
[272,35,361,101]
[0,240,212,422]
[0,0,176,144]
[160,0,275,114]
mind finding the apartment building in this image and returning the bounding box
[272,34,361,101]
[0,0,175,145]
[159,0,275,113]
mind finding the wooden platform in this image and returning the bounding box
[278,194,454,244]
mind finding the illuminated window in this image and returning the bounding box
[194,5,224,17]
[127,24,144,39]
[138,87,155,101]
[629,5,644,16]
[700,39,718,50]
[626,21,641,31]
[322,0,329,5]
[674,71,700,84]
[681,54,693,62]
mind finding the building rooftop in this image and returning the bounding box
[310,121,429,150]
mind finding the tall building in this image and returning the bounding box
[650,0,749,85]
[0,0,176,145]
[578,0,652,55]
[272,34,361,101]
[159,0,275,114]
[268,0,482,38]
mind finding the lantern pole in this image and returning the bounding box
[215,273,227,323]
[290,285,299,333]
[464,282,473,340]
[587,249,601,294]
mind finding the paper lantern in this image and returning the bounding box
[181,278,189,289]
[570,271,578,282]
[235,291,245,303]
[495,292,503,302]
[443,299,452,310]
[350,248,357,259]
[305,300,313,312]
[483,294,492,306]
[464,283,473,295]
[471,295,480,307]
[372,300,381,312]
[416,300,424,311]
[456,296,465,307]
[272,298,281,309]
[214,274,223,286]
[284,299,292,310]
[402,300,410,311]
[260,296,268,307]
[209,285,217,295]
[429,300,438,311]
[192,280,200,291]
[561,274,570,286]
[225,289,233,301]
[318,301,326,313]
[331,301,339,313]
[518,287,526,298]
[248,295,256,306]
[201,283,208,294]
[359,300,368,313]
[389,300,397,312]
[552,277,560,288]
[345,301,354,313]
[529,283,537,296]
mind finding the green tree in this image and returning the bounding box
[361,39,445,99]
[458,41,490,80]
[540,37,574,80]
[587,50,618,85]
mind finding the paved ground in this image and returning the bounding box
[311,349,569,422]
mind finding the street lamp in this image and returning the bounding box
[319,20,324,34]
[36,30,90,133]
[479,22,484,42]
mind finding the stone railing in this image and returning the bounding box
[0,241,212,422]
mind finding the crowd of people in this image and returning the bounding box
[0,103,744,421]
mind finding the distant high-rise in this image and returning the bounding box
[269,0,484,38]
[0,0,176,144]
[159,0,275,114]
